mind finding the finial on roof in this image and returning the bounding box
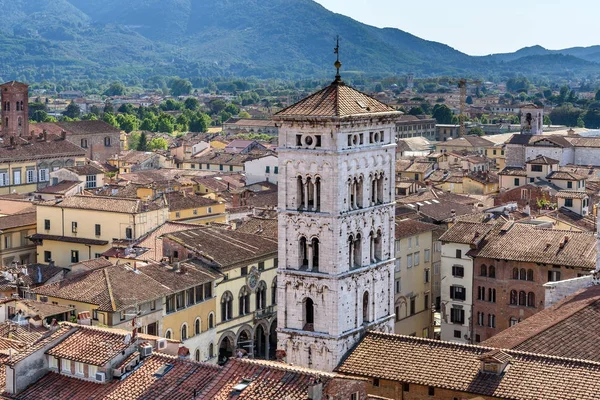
[333,35,343,83]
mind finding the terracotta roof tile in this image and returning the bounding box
[38,195,166,214]
[336,332,600,400]
[46,327,131,366]
[275,81,396,118]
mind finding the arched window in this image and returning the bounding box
[519,291,526,306]
[20,101,23,111]
[15,101,19,111]
[6,102,9,111]
[348,235,354,268]
[510,290,517,305]
[208,312,214,329]
[239,286,250,316]
[271,278,277,305]
[195,349,200,362]
[181,324,187,341]
[17,117,21,127]
[299,236,308,268]
[303,297,314,331]
[165,329,172,339]
[208,343,214,358]
[221,291,233,322]
[489,265,495,278]
[355,176,363,208]
[488,288,496,303]
[311,237,319,270]
[5,117,8,127]
[297,176,305,210]
[512,268,519,280]
[255,281,267,310]
[519,268,526,281]
[104,136,111,147]
[527,292,535,307]
[362,291,369,323]
[374,230,383,262]
[353,233,362,268]
[480,264,487,277]
[509,317,518,327]
[195,318,201,335]
[527,269,534,281]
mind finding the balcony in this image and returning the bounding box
[254,305,276,321]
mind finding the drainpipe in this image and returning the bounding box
[61,207,65,237]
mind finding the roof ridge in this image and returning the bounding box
[104,268,117,312]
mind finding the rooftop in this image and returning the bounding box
[394,219,439,239]
[439,221,494,245]
[526,155,559,165]
[39,195,166,214]
[336,331,600,400]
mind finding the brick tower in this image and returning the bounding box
[1,81,29,137]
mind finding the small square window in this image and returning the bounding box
[241,266,248,276]
[403,383,410,392]
[454,330,461,338]
[428,386,435,396]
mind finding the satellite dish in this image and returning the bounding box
[124,333,131,344]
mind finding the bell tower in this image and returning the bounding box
[521,103,543,135]
[274,40,402,371]
[0,81,29,137]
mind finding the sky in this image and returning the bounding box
[314,0,598,55]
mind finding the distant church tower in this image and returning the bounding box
[274,41,402,372]
[520,103,543,135]
[0,81,29,137]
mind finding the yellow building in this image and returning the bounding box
[0,210,37,266]
[30,195,168,267]
[0,133,86,195]
[33,259,222,363]
[107,150,167,175]
[393,219,437,338]
[175,150,251,172]
[166,191,226,224]
[462,173,499,195]
[162,226,278,362]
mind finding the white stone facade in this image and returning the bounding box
[275,111,400,371]
[521,106,543,135]
[244,155,279,185]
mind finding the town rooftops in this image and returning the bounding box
[165,191,219,212]
[15,347,218,400]
[439,221,494,245]
[64,164,105,176]
[394,219,439,239]
[0,211,35,230]
[203,358,361,400]
[335,331,600,400]
[546,170,585,181]
[36,180,80,195]
[0,134,85,162]
[507,134,573,148]
[223,117,276,127]
[555,190,588,199]
[475,223,596,269]
[38,194,166,214]
[163,226,277,269]
[498,166,527,176]
[435,136,494,148]
[526,155,559,165]
[275,80,397,118]
[56,120,122,135]
[235,216,278,238]
[483,284,600,361]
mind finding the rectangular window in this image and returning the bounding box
[3,235,10,250]
[450,286,466,301]
[120,310,125,321]
[44,251,52,262]
[125,227,133,239]
[564,198,573,207]
[265,166,270,173]
[219,164,224,171]
[454,330,461,338]
[424,268,430,283]
[428,386,435,396]
[394,239,400,254]
[26,169,36,183]
[424,249,430,263]
[567,181,573,189]
[424,294,429,311]
[407,237,412,249]
[92,309,98,320]
[49,356,58,369]
[186,287,195,306]
[395,279,401,294]
[394,259,401,272]
[88,365,97,378]
[414,252,420,266]
[71,250,79,263]
[407,254,413,268]
[455,249,462,259]
[166,295,175,313]
[95,224,101,236]
[0,172,8,187]
[195,284,204,303]
[38,169,49,182]
[193,209,198,215]
[204,282,212,298]
[274,166,279,174]
[350,393,359,400]
[75,362,84,376]
[12,170,20,185]
[410,297,416,315]
[175,212,180,218]
[258,261,265,271]
[241,266,248,276]
[403,383,410,392]
[514,178,520,186]
[71,221,78,233]
[61,359,71,374]
[452,265,464,277]
[450,307,465,324]
[86,175,96,189]
[548,270,561,282]
[176,291,185,309]
[531,165,543,172]
[415,236,419,247]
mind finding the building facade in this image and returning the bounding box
[275,74,400,371]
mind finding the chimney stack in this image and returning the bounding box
[60,130,67,140]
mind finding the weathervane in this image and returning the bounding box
[334,35,342,82]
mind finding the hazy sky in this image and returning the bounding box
[314,0,596,55]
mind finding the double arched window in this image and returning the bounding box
[239,286,250,316]
[221,291,233,322]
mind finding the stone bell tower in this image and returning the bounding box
[0,81,29,137]
[521,103,543,135]
[274,40,402,371]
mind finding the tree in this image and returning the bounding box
[160,99,183,111]
[465,96,473,105]
[63,101,81,119]
[128,132,141,150]
[549,104,582,127]
[104,101,114,114]
[543,89,553,99]
[89,105,102,116]
[432,104,453,124]
[81,113,98,121]
[102,113,119,128]
[28,102,47,119]
[116,113,139,133]
[238,111,251,119]
[104,82,126,96]
[138,132,148,151]
[408,107,424,116]
[189,113,211,132]
[169,78,193,96]
[595,89,600,101]
[31,110,48,122]
[176,114,189,132]
[184,97,200,111]
[118,103,136,114]
[140,118,156,132]
[224,103,240,115]
[543,115,552,126]
[156,114,175,133]
[468,127,485,136]
[374,83,383,92]
[148,137,168,151]
[220,111,232,124]
[506,77,530,93]
[208,99,227,115]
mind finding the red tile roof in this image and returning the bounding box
[336,331,600,400]
[46,327,131,366]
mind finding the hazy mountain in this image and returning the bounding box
[0,0,596,82]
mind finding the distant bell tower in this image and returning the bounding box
[274,37,402,372]
[520,103,543,135]
[0,81,29,137]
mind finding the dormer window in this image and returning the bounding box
[479,350,512,375]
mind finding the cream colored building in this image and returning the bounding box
[393,219,437,338]
[31,195,168,267]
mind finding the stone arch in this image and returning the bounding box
[180,322,188,341]
[194,317,202,335]
[236,325,253,355]
[253,321,269,359]
[218,331,236,364]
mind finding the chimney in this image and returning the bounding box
[9,136,15,147]
[43,130,47,141]
[60,130,67,140]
